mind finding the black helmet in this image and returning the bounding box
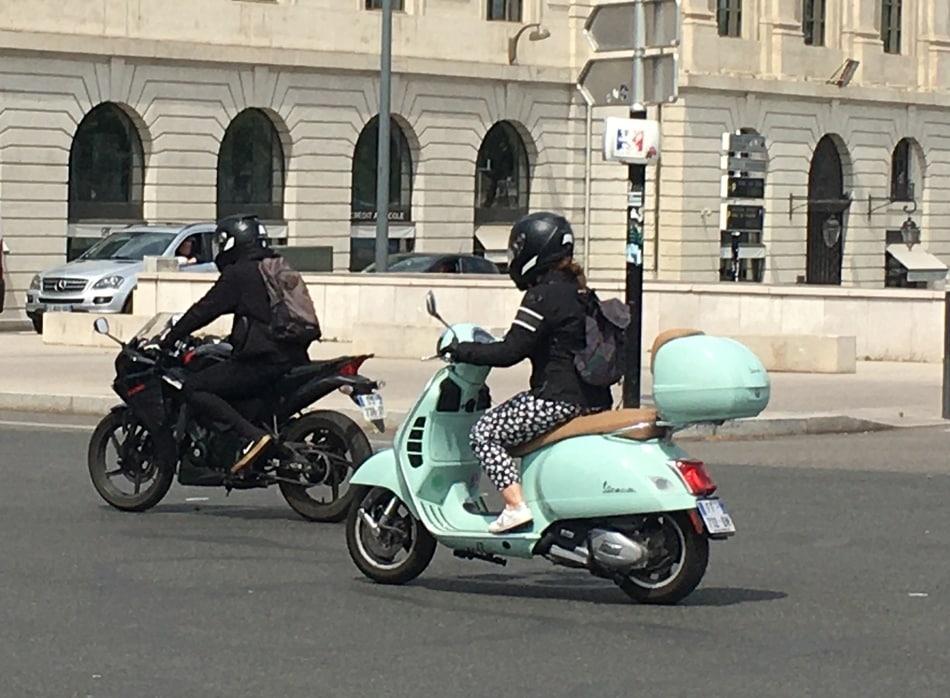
[506,211,575,290]
[214,214,265,269]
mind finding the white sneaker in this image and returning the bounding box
[488,504,533,534]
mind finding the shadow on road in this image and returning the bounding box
[95,502,309,523]
[413,573,786,607]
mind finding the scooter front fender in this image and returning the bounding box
[349,448,419,518]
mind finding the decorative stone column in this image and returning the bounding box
[759,0,805,78]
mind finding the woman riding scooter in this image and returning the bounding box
[443,211,612,534]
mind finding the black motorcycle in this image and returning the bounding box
[87,313,384,522]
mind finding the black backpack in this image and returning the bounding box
[573,290,631,387]
[258,256,322,345]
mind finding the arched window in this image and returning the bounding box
[890,138,920,202]
[217,109,285,221]
[68,103,144,222]
[475,122,529,225]
[350,117,413,223]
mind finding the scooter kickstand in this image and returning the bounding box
[453,550,508,567]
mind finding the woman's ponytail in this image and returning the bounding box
[555,257,587,289]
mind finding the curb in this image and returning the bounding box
[0,391,907,440]
[674,415,896,441]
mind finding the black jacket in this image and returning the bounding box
[165,248,309,366]
[453,269,612,409]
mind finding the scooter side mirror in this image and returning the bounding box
[92,317,122,346]
[425,291,438,318]
[424,290,451,329]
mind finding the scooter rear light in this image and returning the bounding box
[339,354,371,377]
[183,349,197,365]
[672,459,718,496]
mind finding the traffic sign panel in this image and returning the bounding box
[585,0,682,52]
[577,54,678,107]
[721,155,769,174]
[722,132,768,153]
[720,204,765,232]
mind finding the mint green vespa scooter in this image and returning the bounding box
[345,291,770,604]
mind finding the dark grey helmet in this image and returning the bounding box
[215,214,265,253]
[506,212,575,290]
[213,214,267,269]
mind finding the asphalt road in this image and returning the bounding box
[1,413,948,698]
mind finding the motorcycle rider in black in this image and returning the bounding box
[162,214,311,474]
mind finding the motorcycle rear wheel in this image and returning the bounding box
[345,486,436,585]
[87,408,175,512]
[617,512,709,605]
[277,410,372,523]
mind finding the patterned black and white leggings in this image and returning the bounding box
[470,391,588,491]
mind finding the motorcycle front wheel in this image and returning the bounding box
[617,511,709,605]
[345,486,436,585]
[277,410,373,523]
[87,408,175,512]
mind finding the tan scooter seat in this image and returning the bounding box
[511,408,663,457]
[650,328,704,372]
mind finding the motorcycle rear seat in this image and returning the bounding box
[283,358,349,383]
[510,408,664,457]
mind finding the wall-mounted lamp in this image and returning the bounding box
[900,216,921,249]
[508,23,551,64]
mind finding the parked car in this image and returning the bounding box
[360,253,501,274]
[26,222,218,333]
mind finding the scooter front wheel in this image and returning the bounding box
[617,511,709,605]
[345,486,436,585]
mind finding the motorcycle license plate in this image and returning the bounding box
[696,498,736,535]
[357,392,385,422]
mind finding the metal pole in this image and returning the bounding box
[943,288,950,419]
[577,86,594,276]
[622,0,647,409]
[374,0,393,272]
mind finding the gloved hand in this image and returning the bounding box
[438,337,460,362]
[156,334,180,355]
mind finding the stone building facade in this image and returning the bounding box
[1,0,949,317]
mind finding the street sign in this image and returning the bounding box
[720,204,765,233]
[585,0,682,52]
[722,155,769,175]
[603,117,661,164]
[722,132,768,153]
[722,176,766,199]
[577,54,678,107]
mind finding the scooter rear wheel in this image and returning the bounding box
[617,511,709,605]
[346,486,436,585]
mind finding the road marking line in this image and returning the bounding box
[0,419,94,432]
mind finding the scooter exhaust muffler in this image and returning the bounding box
[588,529,648,571]
[547,545,590,569]
[546,529,649,572]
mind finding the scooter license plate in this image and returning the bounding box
[356,392,385,422]
[696,498,736,535]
